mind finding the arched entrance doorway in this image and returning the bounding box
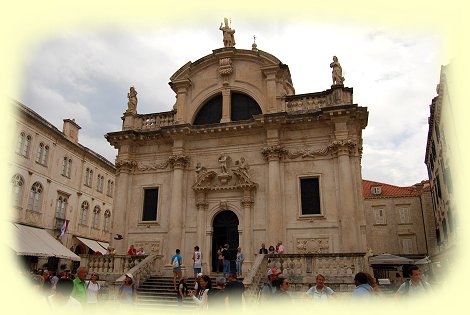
[212,210,239,272]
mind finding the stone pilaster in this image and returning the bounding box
[167,153,190,259]
[331,141,362,252]
[261,144,286,246]
[241,194,254,268]
[112,159,136,254]
[196,197,209,254]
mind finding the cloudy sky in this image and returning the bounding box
[16,19,444,187]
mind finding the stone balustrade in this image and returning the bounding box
[80,254,162,282]
[141,111,176,130]
[244,252,370,300]
[285,87,353,113]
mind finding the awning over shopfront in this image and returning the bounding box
[97,241,110,251]
[369,253,415,265]
[76,236,107,253]
[10,223,80,261]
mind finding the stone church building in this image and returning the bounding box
[106,34,369,273]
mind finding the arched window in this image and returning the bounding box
[55,195,68,219]
[193,92,262,125]
[84,168,93,187]
[36,142,49,166]
[23,135,32,157]
[92,206,101,229]
[193,94,222,125]
[107,180,114,197]
[104,210,111,232]
[27,182,43,212]
[230,92,262,121]
[16,132,32,158]
[96,175,104,192]
[67,159,72,177]
[11,174,24,206]
[16,132,25,154]
[61,157,72,177]
[79,201,89,225]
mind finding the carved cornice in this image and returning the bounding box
[261,145,288,161]
[136,159,170,171]
[169,154,190,169]
[284,139,357,160]
[115,159,137,172]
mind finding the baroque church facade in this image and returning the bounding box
[106,31,369,273]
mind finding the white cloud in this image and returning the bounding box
[19,21,442,187]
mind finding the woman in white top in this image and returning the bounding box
[189,275,211,311]
[305,274,334,303]
[86,273,101,308]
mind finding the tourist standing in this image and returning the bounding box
[118,273,137,305]
[235,247,244,278]
[176,277,188,306]
[224,272,245,307]
[71,267,88,305]
[86,273,101,309]
[47,278,82,310]
[259,243,268,254]
[192,246,203,280]
[222,244,230,277]
[171,249,183,291]
[259,267,280,303]
[127,244,137,256]
[305,274,335,303]
[208,277,226,309]
[217,245,224,272]
[276,241,285,254]
[351,272,373,300]
[273,277,291,302]
[395,265,431,298]
[189,275,211,311]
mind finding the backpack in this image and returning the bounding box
[172,256,179,268]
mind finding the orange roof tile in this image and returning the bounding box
[362,179,421,199]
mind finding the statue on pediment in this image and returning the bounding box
[127,86,138,113]
[219,18,236,47]
[234,157,251,182]
[330,56,345,85]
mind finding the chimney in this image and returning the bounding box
[63,119,81,144]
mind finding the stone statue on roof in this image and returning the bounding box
[127,86,138,113]
[219,18,236,47]
[330,56,345,85]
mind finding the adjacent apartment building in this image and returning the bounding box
[424,63,456,270]
[363,179,436,258]
[9,100,115,272]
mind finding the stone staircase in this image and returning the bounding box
[136,275,197,311]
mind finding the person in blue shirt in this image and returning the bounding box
[171,249,183,291]
[351,272,373,300]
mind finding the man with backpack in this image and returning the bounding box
[395,265,431,298]
[171,249,183,291]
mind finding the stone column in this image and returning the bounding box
[167,153,190,259]
[262,142,286,247]
[111,159,135,254]
[220,89,231,123]
[241,193,254,270]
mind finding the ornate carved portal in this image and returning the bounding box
[193,155,256,272]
